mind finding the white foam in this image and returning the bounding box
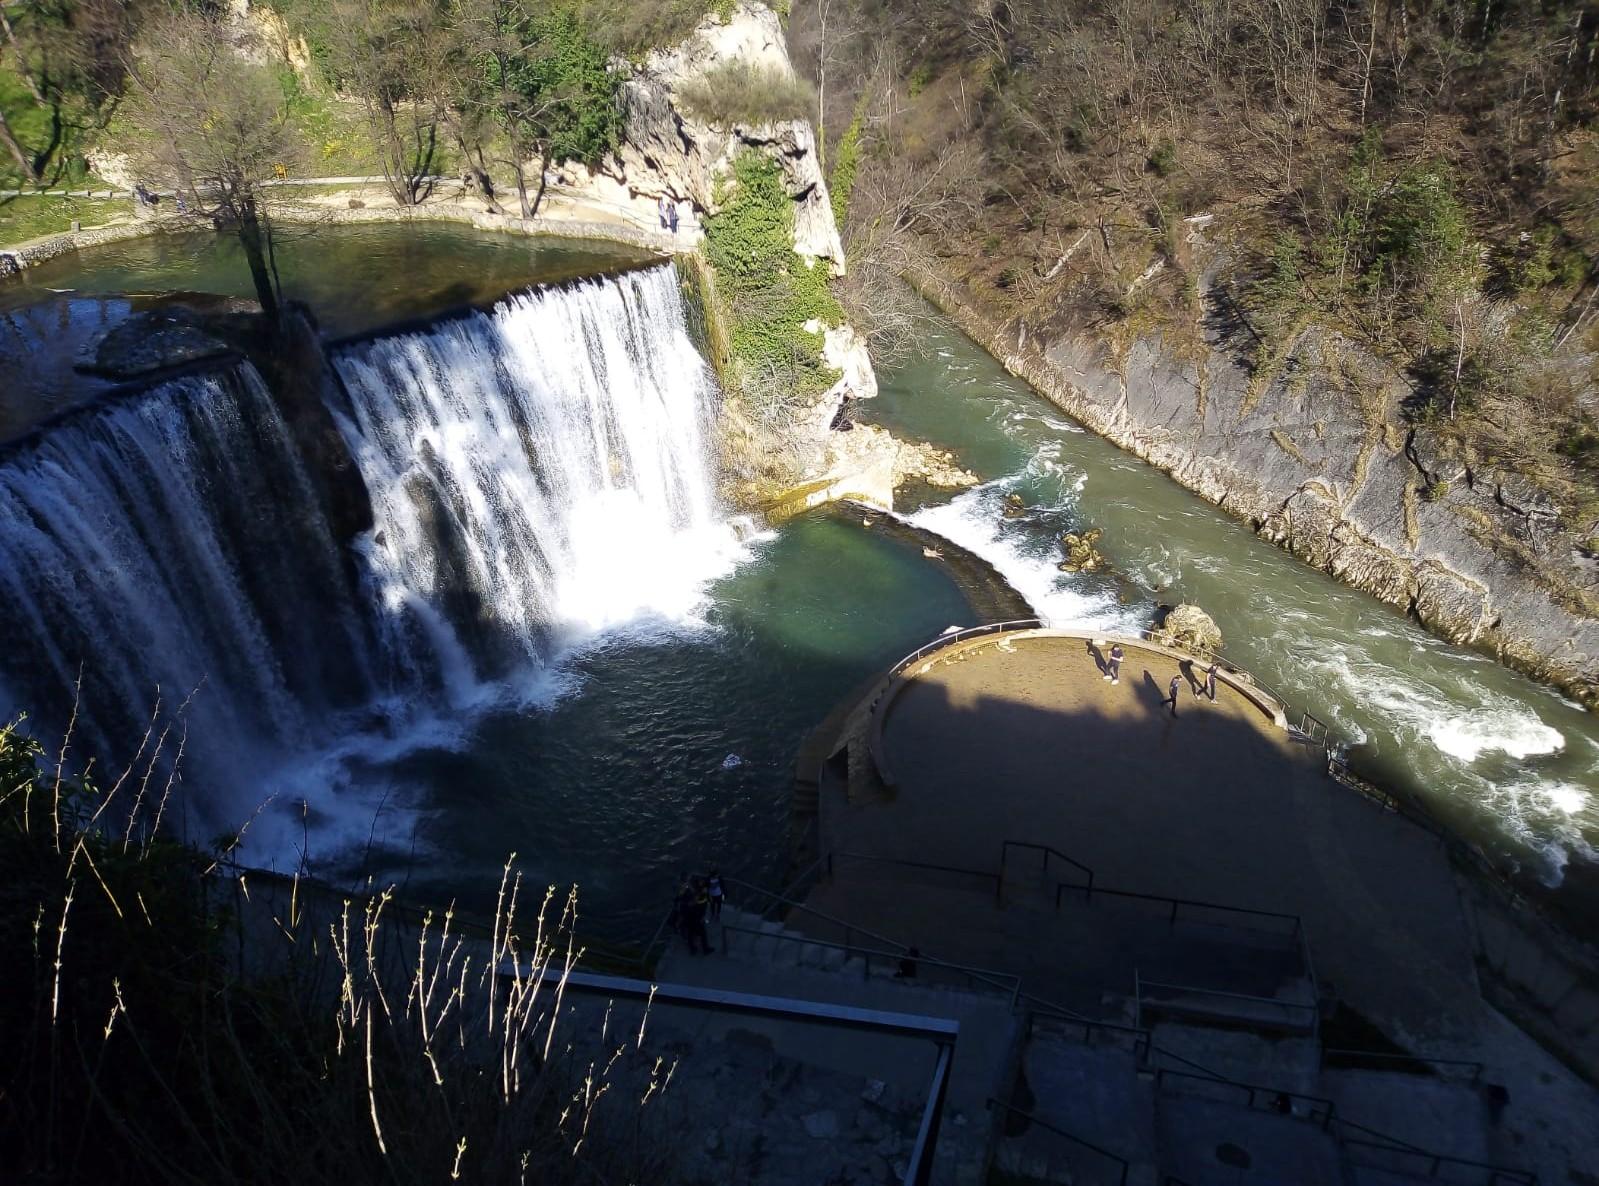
[1484,776,1598,887]
[1543,783,1589,816]
[906,478,1138,632]
[1429,714,1565,762]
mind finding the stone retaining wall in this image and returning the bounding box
[0,200,688,278]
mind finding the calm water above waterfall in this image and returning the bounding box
[0,223,649,441]
[0,226,1594,939]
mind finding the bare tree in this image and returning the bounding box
[121,6,301,327]
[325,0,444,207]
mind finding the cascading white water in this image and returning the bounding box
[0,263,741,846]
[332,264,742,704]
[0,367,375,786]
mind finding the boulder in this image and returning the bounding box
[1058,527,1106,573]
[802,1110,840,1139]
[1151,603,1223,655]
[81,304,239,379]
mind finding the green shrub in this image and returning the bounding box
[1366,166,1474,297]
[676,59,816,128]
[828,101,865,230]
[1558,417,1599,467]
[705,151,842,399]
[575,0,716,55]
[1491,226,1591,296]
[1147,140,1177,178]
[1421,478,1450,501]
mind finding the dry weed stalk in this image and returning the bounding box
[2,694,688,1184]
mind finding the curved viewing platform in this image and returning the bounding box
[800,625,1597,1078]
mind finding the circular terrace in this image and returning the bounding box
[810,627,1485,1044]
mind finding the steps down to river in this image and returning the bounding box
[656,905,1016,1186]
[996,1014,1527,1186]
[648,893,1534,1185]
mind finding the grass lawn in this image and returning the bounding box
[0,194,127,248]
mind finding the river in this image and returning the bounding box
[863,310,1599,929]
[1,225,1594,940]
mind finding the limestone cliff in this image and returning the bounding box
[570,2,960,512]
[603,2,844,271]
[915,267,1599,710]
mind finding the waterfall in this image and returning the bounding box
[0,262,736,843]
[0,366,375,792]
[331,264,739,702]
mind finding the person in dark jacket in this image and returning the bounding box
[1104,643,1124,685]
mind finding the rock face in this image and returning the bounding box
[915,268,1599,709]
[593,1,952,514]
[576,1,844,273]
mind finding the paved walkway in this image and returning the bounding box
[815,632,1481,1043]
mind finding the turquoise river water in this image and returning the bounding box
[2,225,1595,940]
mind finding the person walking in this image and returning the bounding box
[667,199,680,234]
[1104,643,1124,685]
[1162,674,1181,717]
[682,877,711,955]
[657,193,671,230]
[1204,662,1218,702]
[706,868,725,920]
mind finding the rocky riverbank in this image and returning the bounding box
[912,267,1599,711]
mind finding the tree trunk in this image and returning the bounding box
[511,153,531,220]
[0,106,39,183]
[529,147,551,218]
[449,119,499,214]
[236,198,281,328]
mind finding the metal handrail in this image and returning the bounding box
[830,849,1004,905]
[885,618,1046,679]
[718,921,1024,1006]
[1054,879,1304,936]
[1151,1064,1337,1128]
[1001,838,1094,892]
[707,871,1521,1181]
[1336,1135,1537,1185]
[1321,1047,1485,1085]
[1136,976,1318,1029]
[986,1097,1130,1186]
[511,967,959,1186]
[868,619,1045,790]
[719,874,913,956]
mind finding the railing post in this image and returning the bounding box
[906,1043,954,1186]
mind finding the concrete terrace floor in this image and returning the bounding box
[809,632,1481,1045]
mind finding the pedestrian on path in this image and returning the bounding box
[681,877,710,955]
[657,193,671,230]
[1104,643,1124,685]
[1204,662,1218,702]
[667,199,679,234]
[1162,674,1181,716]
[706,868,724,920]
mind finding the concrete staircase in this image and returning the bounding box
[992,1016,1158,1186]
[995,1013,1534,1186]
[656,905,1020,1186]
